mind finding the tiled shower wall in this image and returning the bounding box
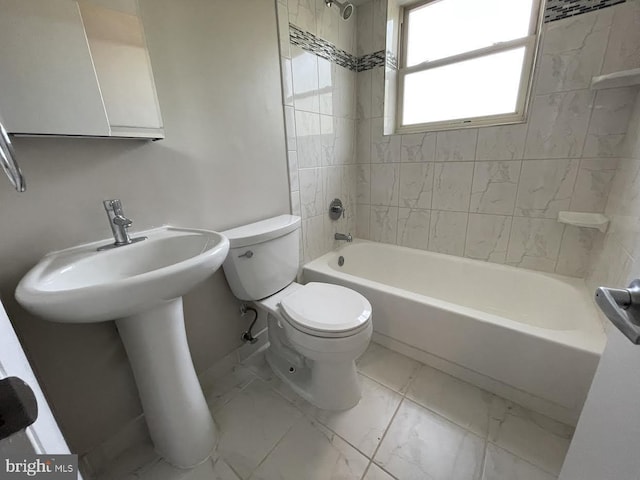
[354,0,640,277]
[277,0,358,263]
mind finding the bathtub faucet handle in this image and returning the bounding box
[595,279,640,344]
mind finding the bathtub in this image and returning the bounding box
[303,241,606,425]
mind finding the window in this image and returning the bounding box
[398,0,542,132]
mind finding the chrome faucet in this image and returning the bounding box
[334,232,352,242]
[98,199,146,251]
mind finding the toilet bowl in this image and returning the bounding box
[221,215,372,410]
[256,282,372,410]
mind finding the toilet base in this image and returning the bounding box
[265,342,362,411]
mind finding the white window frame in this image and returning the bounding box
[396,0,544,134]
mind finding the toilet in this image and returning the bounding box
[221,214,372,410]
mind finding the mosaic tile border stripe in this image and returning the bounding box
[290,0,627,71]
[358,51,385,72]
[544,0,626,22]
[290,25,358,71]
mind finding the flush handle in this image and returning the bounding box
[238,250,253,259]
[595,279,640,344]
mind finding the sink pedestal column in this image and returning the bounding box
[116,298,216,468]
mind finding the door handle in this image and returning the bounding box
[0,377,38,440]
[0,120,26,192]
[595,279,640,344]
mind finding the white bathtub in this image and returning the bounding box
[303,241,606,425]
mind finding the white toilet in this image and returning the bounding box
[221,214,372,410]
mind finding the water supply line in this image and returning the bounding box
[240,304,259,344]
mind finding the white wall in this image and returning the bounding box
[0,0,289,459]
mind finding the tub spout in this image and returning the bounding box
[335,232,352,242]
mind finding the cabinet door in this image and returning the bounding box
[0,0,110,136]
[79,0,164,137]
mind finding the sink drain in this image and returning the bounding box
[338,256,345,267]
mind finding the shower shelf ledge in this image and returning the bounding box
[591,68,640,90]
[558,211,609,233]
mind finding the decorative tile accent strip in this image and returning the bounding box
[290,24,358,71]
[358,51,385,72]
[544,0,625,22]
[385,50,399,70]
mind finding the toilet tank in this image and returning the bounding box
[221,215,301,301]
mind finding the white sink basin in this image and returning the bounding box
[16,226,229,323]
[15,226,230,468]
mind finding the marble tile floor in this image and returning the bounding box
[97,342,573,480]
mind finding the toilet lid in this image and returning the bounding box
[279,282,372,335]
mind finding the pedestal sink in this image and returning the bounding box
[15,227,230,468]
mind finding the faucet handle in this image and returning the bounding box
[113,216,132,227]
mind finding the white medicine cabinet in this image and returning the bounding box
[0,0,164,139]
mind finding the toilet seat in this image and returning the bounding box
[279,282,371,338]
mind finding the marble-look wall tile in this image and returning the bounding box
[371,163,400,206]
[397,208,430,250]
[470,161,521,215]
[465,214,512,264]
[401,133,437,163]
[570,158,619,212]
[399,163,434,209]
[356,0,373,57]
[335,117,356,164]
[302,215,326,263]
[356,204,371,239]
[322,165,343,207]
[315,0,340,47]
[506,218,564,273]
[277,1,291,59]
[284,106,297,151]
[524,90,593,159]
[371,66,385,118]
[435,129,478,162]
[318,57,334,116]
[356,164,371,204]
[475,125,527,161]
[371,0,387,52]
[288,151,299,191]
[432,162,474,212]
[370,206,398,244]
[337,6,356,54]
[556,226,597,277]
[428,211,469,256]
[295,110,321,167]
[291,47,320,113]
[281,56,294,106]
[321,116,355,166]
[320,114,335,166]
[299,167,324,218]
[535,9,612,94]
[371,117,401,163]
[515,159,580,218]
[288,0,317,34]
[290,190,301,217]
[342,164,358,214]
[333,66,357,119]
[357,70,372,120]
[356,119,371,164]
[601,0,640,74]
[583,87,636,158]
